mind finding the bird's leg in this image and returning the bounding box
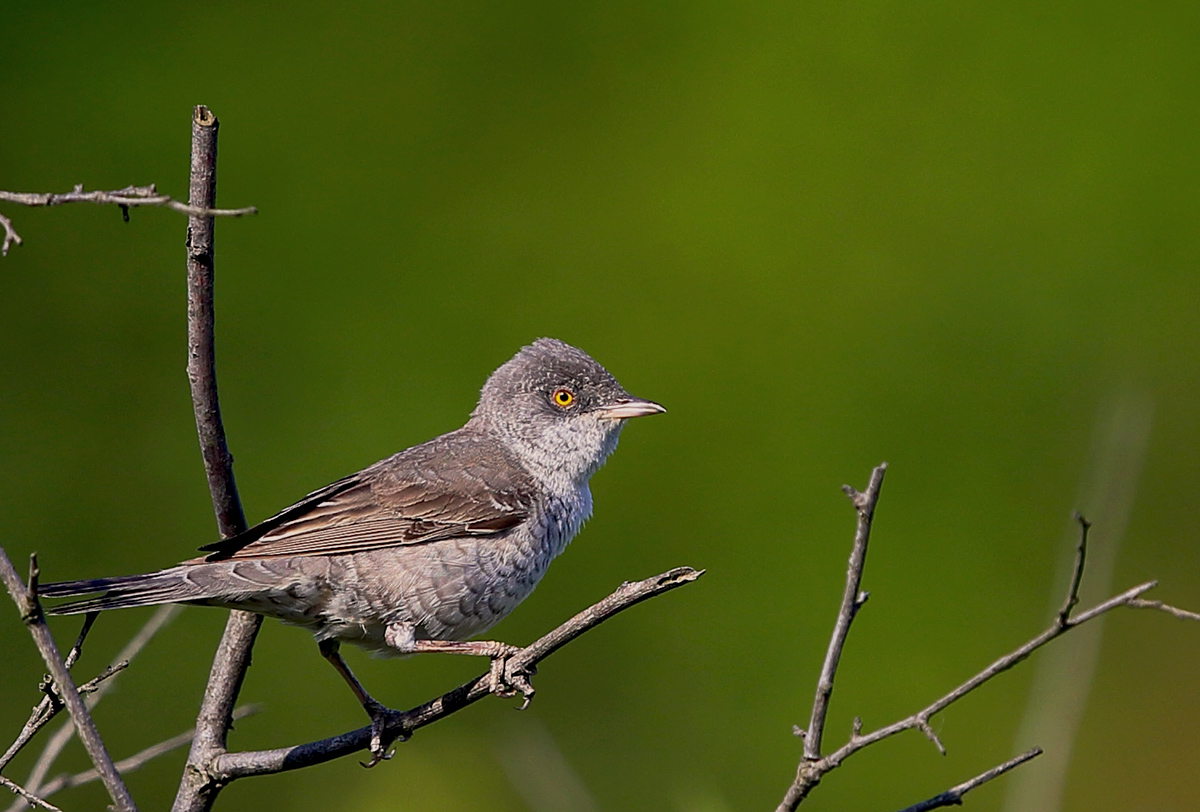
[317,639,403,766]
[407,639,537,708]
[381,622,538,705]
[318,638,384,713]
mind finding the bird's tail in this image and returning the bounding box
[40,567,208,615]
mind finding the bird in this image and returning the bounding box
[40,337,664,762]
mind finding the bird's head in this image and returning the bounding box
[471,338,664,491]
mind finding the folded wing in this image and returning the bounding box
[200,428,536,561]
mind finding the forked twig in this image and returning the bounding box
[1,614,99,773]
[776,469,1200,811]
[0,550,137,812]
[1127,598,1200,622]
[0,185,255,256]
[3,661,128,771]
[211,567,703,780]
[0,775,58,812]
[27,706,257,805]
[171,103,262,812]
[1057,513,1090,626]
[7,605,180,812]
[801,463,886,760]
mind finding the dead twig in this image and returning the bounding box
[172,104,259,812]
[0,776,58,812]
[29,706,257,805]
[0,549,137,812]
[776,468,1200,812]
[1,614,99,773]
[1127,598,1200,622]
[801,463,886,760]
[2,661,126,776]
[1058,513,1090,627]
[894,748,1044,812]
[210,567,704,781]
[0,184,256,256]
[9,606,179,812]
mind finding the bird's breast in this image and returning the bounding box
[317,490,592,653]
[538,485,592,556]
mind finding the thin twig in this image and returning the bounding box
[211,567,704,781]
[0,185,256,256]
[173,104,259,812]
[0,186,256,217]
[30,706,258,804]
[801,463,887,761]
[894,748,1043,812]
[1127,598,1200,622]
[1003,398,1152,812]
[780,578,1175,808]
[0,548,137,812]
[63,614,99,670]
[776,466,1200,812]
[0,614,97,772]
[812,581,1158,768]
[0,211,20,257]
[3,660,127,778]
[81,661,128,691]
[10,606,180,812]
[1058,513,1090,626]
[0,776,58,812]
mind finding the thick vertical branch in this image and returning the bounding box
[174,104,261,812]
[185,105,245,537]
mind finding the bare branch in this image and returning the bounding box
[210,567,703,781]
[0,211,21,257]
[0,184,256,256]
[776,464,1200,812]
[9,606,179,812]
[1127,598,1200,622]
[894,748,1043,812]
[63,613,99,670]
[172,104,259,812]
[184,108,248,539]
[804,463,887,761]
[0,776,58,812]
[0,615,97,774]
[0,547,137,812]
[0,186,256,217]
[811,581,1159,772]
[1,658,127,781]
[29,706,257,804]
[1057,513,1090,626]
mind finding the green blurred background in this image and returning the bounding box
[2,2,1198,810]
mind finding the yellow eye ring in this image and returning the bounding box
[552,388,575,408]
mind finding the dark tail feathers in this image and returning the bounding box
[40,568,201,615]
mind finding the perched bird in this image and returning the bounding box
[42,338,663,760]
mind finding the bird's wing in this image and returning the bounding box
[198,431,536,561]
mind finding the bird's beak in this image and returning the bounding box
[596,398,667,419]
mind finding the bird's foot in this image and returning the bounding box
[487,646,537,709]
[361,703,409,768]
[405,638,538,708]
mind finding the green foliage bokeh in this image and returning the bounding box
[2,3,1198,810]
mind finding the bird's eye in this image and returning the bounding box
[552,388,575,408]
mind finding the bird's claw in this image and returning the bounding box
[361,708,407,768]
[488,650,537,709]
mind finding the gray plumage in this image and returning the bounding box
[42,338,664,657]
